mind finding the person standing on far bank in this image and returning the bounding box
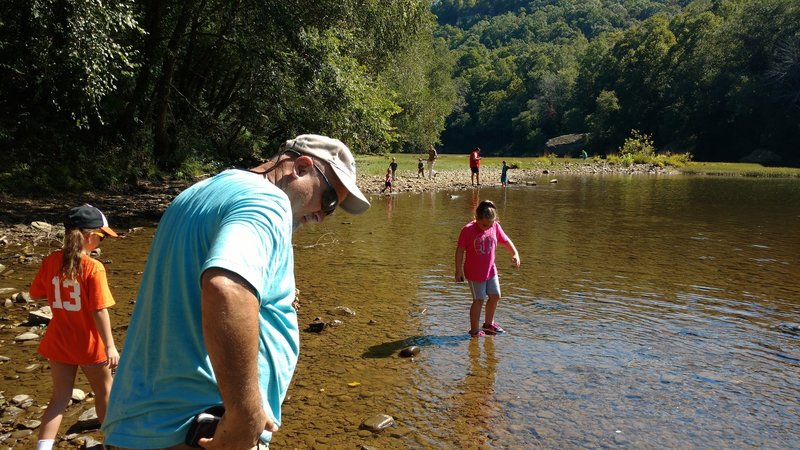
[102,134,370,449]
[417,158,424,178]
[31,204,120,450]
[455,200,520,337]
[470,147,482,185]
[427,144,438,179]
[389,157,398,181]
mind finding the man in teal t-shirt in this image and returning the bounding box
[103,135,370,449]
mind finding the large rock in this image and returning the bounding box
[545,133,590,156]
[28,306,52,326]
[740,148,783,165]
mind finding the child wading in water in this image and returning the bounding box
[380,167,393,194]
[30,205,120,450]
[455,200,520,336]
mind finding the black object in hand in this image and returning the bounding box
[185,406,225,448]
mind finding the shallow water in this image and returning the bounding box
[280,175,800,448]
[1,174,799,448]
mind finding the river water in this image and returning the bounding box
[2,175,799,448]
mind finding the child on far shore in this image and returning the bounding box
[417,158,424,178]
[30,204,120,450]
[390,157,398,181]
[455,200,520,337]
[501,160,509,187]
[380,167,393,194]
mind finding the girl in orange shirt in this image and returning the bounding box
[30,204,120,450]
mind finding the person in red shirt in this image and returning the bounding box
[30,204,120,450]
[469,147,482,185]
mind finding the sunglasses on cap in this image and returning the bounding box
[284,149,339,216]
[91,231,106,241]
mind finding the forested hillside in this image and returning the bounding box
[0,1,456,190]
[433,0,800,163]
[1,1,798,191]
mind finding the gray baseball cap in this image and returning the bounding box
[285,134,370,215]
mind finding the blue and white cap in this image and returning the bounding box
[65,204,118,237]
[285,134,370,215]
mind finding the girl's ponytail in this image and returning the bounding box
[60,228,86,279]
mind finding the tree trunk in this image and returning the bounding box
[153,1,194,171]
[116,0,164,140]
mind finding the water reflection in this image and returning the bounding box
[383,193,396,219]
[454,338,498,447]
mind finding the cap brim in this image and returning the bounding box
[330,165,370,215]
[100,226,119,238]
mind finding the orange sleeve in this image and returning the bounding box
[30,264,48,299]
[30,252,60,299]
[83,258,116,311]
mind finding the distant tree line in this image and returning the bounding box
[0,0,456,190]
[433,0,800,164]
[2,0,798,191]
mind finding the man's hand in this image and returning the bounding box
[198,412,276,449]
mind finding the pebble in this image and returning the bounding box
[307,318,326,333]
[30,221,53,232]
[399,346,420,358]
[14,332,39,341]
[11,429,33,438]
[11,394,31,405]
[28,306,52,325]
[360,414,395,432]
[72,388,86,402]
[14,291,32,303]
[18,363,42,373]
[329,306,356,316]
[17,419,41,429]
[536,411,555,419]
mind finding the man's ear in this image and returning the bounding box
[292,155,314,177]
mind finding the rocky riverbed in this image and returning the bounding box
[0,161,675,448]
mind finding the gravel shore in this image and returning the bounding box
[0,162,675,247]
[358,162,677,195]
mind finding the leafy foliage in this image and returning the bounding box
[433,0,800,166]
[0,0,456,191]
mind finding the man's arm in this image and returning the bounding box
[199,267,274,449]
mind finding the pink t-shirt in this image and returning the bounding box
[457,221,509,282]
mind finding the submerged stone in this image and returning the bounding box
[399,346,420,358]
[360,414,395,432]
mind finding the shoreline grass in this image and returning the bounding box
[356,154,800,178]
[679,162,800,178]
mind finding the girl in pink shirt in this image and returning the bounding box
[455,200,520,337]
